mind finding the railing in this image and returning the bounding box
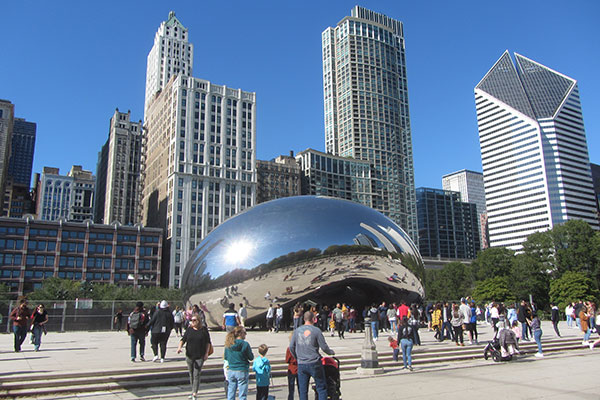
[2,299,183,333]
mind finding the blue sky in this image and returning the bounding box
[2,1,599,189]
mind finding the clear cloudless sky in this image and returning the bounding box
[2,1,599,190]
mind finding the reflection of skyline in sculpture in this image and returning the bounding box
[181,196,424,327]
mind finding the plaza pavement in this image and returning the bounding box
[1,320,598,399]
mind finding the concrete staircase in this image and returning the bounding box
[0,337,589,398]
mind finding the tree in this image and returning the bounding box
[28,277,82,301]
[551,220,600,279]
[510,254,549,309]
[549,271,599,310]
[472,276,512,304]
[470,247,515,282]
[424,262,472,301]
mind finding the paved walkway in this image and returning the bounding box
[1,321,597,399]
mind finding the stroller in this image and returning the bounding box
[312,356,341,400]
[483,322,518,362]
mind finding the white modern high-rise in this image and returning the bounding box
[141,14,256,288]
[144,11,193,116]
[475,51,598,250]
[322,6,417,243]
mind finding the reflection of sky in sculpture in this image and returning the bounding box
[182,196,421,290]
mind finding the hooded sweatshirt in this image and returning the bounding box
[225,339,254,371]
[252,356,271,387]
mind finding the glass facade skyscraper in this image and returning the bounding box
[475,51,598,250]
[322,6,417,243]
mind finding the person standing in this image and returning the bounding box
[579,305,591,345]
[459,298,473,344]
[285,342,299,400]
[176,315,212,400]
[128,302,148,362]
[173,306,184,337]
[253,344,271,400]
[114,309,123,331]
[550,303,561,337]
[368,304,379,340]
[289,311,335,400]
[531,312,544,357]
[517,300,530,341]
[275,304,284,333]
[431,303,442,342]
[441,302,453,341]
[266,304,275,332]
[148,300,174,363]
[225,326,254,400]
[332,303,344,339]
[9,300,30,352]
[30,304,48,351]
[223,303,241,333]
[387,304,398,335]
[397,316,414,370]
[239,303,248,327]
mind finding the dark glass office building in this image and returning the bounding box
[7,118,36,187]
[416,187,480,259]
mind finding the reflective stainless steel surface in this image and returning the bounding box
[182,196,424,328]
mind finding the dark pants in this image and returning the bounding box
[411,324,421,345]
[453,325,464,344]
[336,321,345,338]
[298,361,327,400]
[442,321,454,340]
[287,371,299,400]
[13,325,27,352]
[151,332,170,358]
[256,385,269,400]
[552,320,561,337]
[130,332,146,359]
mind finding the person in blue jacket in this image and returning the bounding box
[252,344,271,400]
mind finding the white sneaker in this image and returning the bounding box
[589,343,594,350]
[468,341,473,345]
[582,341,589,346]
[152,356,159,362]
[534,352,544,358]
[160,358,164,363]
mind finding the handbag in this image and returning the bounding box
[207,342,214,356]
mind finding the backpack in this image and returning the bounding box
[130,311,142,329]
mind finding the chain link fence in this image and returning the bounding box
[1,299,184,333]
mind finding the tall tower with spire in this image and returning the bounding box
[475,51,598,250]
[144,11,194,116]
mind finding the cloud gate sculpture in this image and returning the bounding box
[182,196,425,328]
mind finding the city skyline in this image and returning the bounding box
[2,1,599,191]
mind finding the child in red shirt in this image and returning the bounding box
[388,336,399,361]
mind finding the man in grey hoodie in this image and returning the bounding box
[289,311,335,400]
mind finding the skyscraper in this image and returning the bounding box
[7,118,36,187]
[322,6,417,243]
[141,13,256,288]
[144,11,193,116]
[95,109,143,225]
[0,100,15,205]
[37,166,95,222]
[475,51,598,250]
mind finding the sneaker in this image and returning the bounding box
[131,358,135,362]
[456,342,460,346]
[152,356,159,362]
[589,343,594,350]
[460,343,465,346]
[408,366,414,371]
[140,356,145,361]
[582,341,589,346]
[468,341,473,345]
[160,358,164,363]
[534,352,544,358]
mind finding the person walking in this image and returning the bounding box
[550,303,561,337]
[289,311,335,400]
[148,300,174,363]
[223,303,241,333]
[173,306,184,337]
[176,314,212,400]
[30,304,48,351]
[332,303,345,339]
[114,309,123,331]
[225,326,254,400]
[128,302,148,362]
[239,303,248,327]
[531,312,544,357]
[9,300,30,352]
[397,316,414,370]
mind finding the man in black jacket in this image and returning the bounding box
[149,300,175,363]
[517,300,530,341]
[550,303,561,337]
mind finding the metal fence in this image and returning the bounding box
[1,299,184,333]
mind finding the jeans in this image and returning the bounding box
[13,325,27,352]
[32,325,43,350]
[389,319,397,333]
[186,357,205,394]
[371,321,379,340]
[584,328,591,342]
[227,370,249,400]
[293,317,301,330]
[298,362,327,400]
[348,318,355,332]
[520,322,529,340]
[566,315,573,327]
[400,338,413,368]
[287,371,298,400]
[392,348,399,361]
[534,329,543,354]
[130,332,146,359]
[442,321,454,340]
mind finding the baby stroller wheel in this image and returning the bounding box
[483,347,490,360]
[492,352,501,363]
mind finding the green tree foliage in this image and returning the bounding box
[551,220,600,279]
[549,271,599,310]
[472,276,512,304]
[470,247,514,282]
[424,262,471,301]
[510,254,549,309]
